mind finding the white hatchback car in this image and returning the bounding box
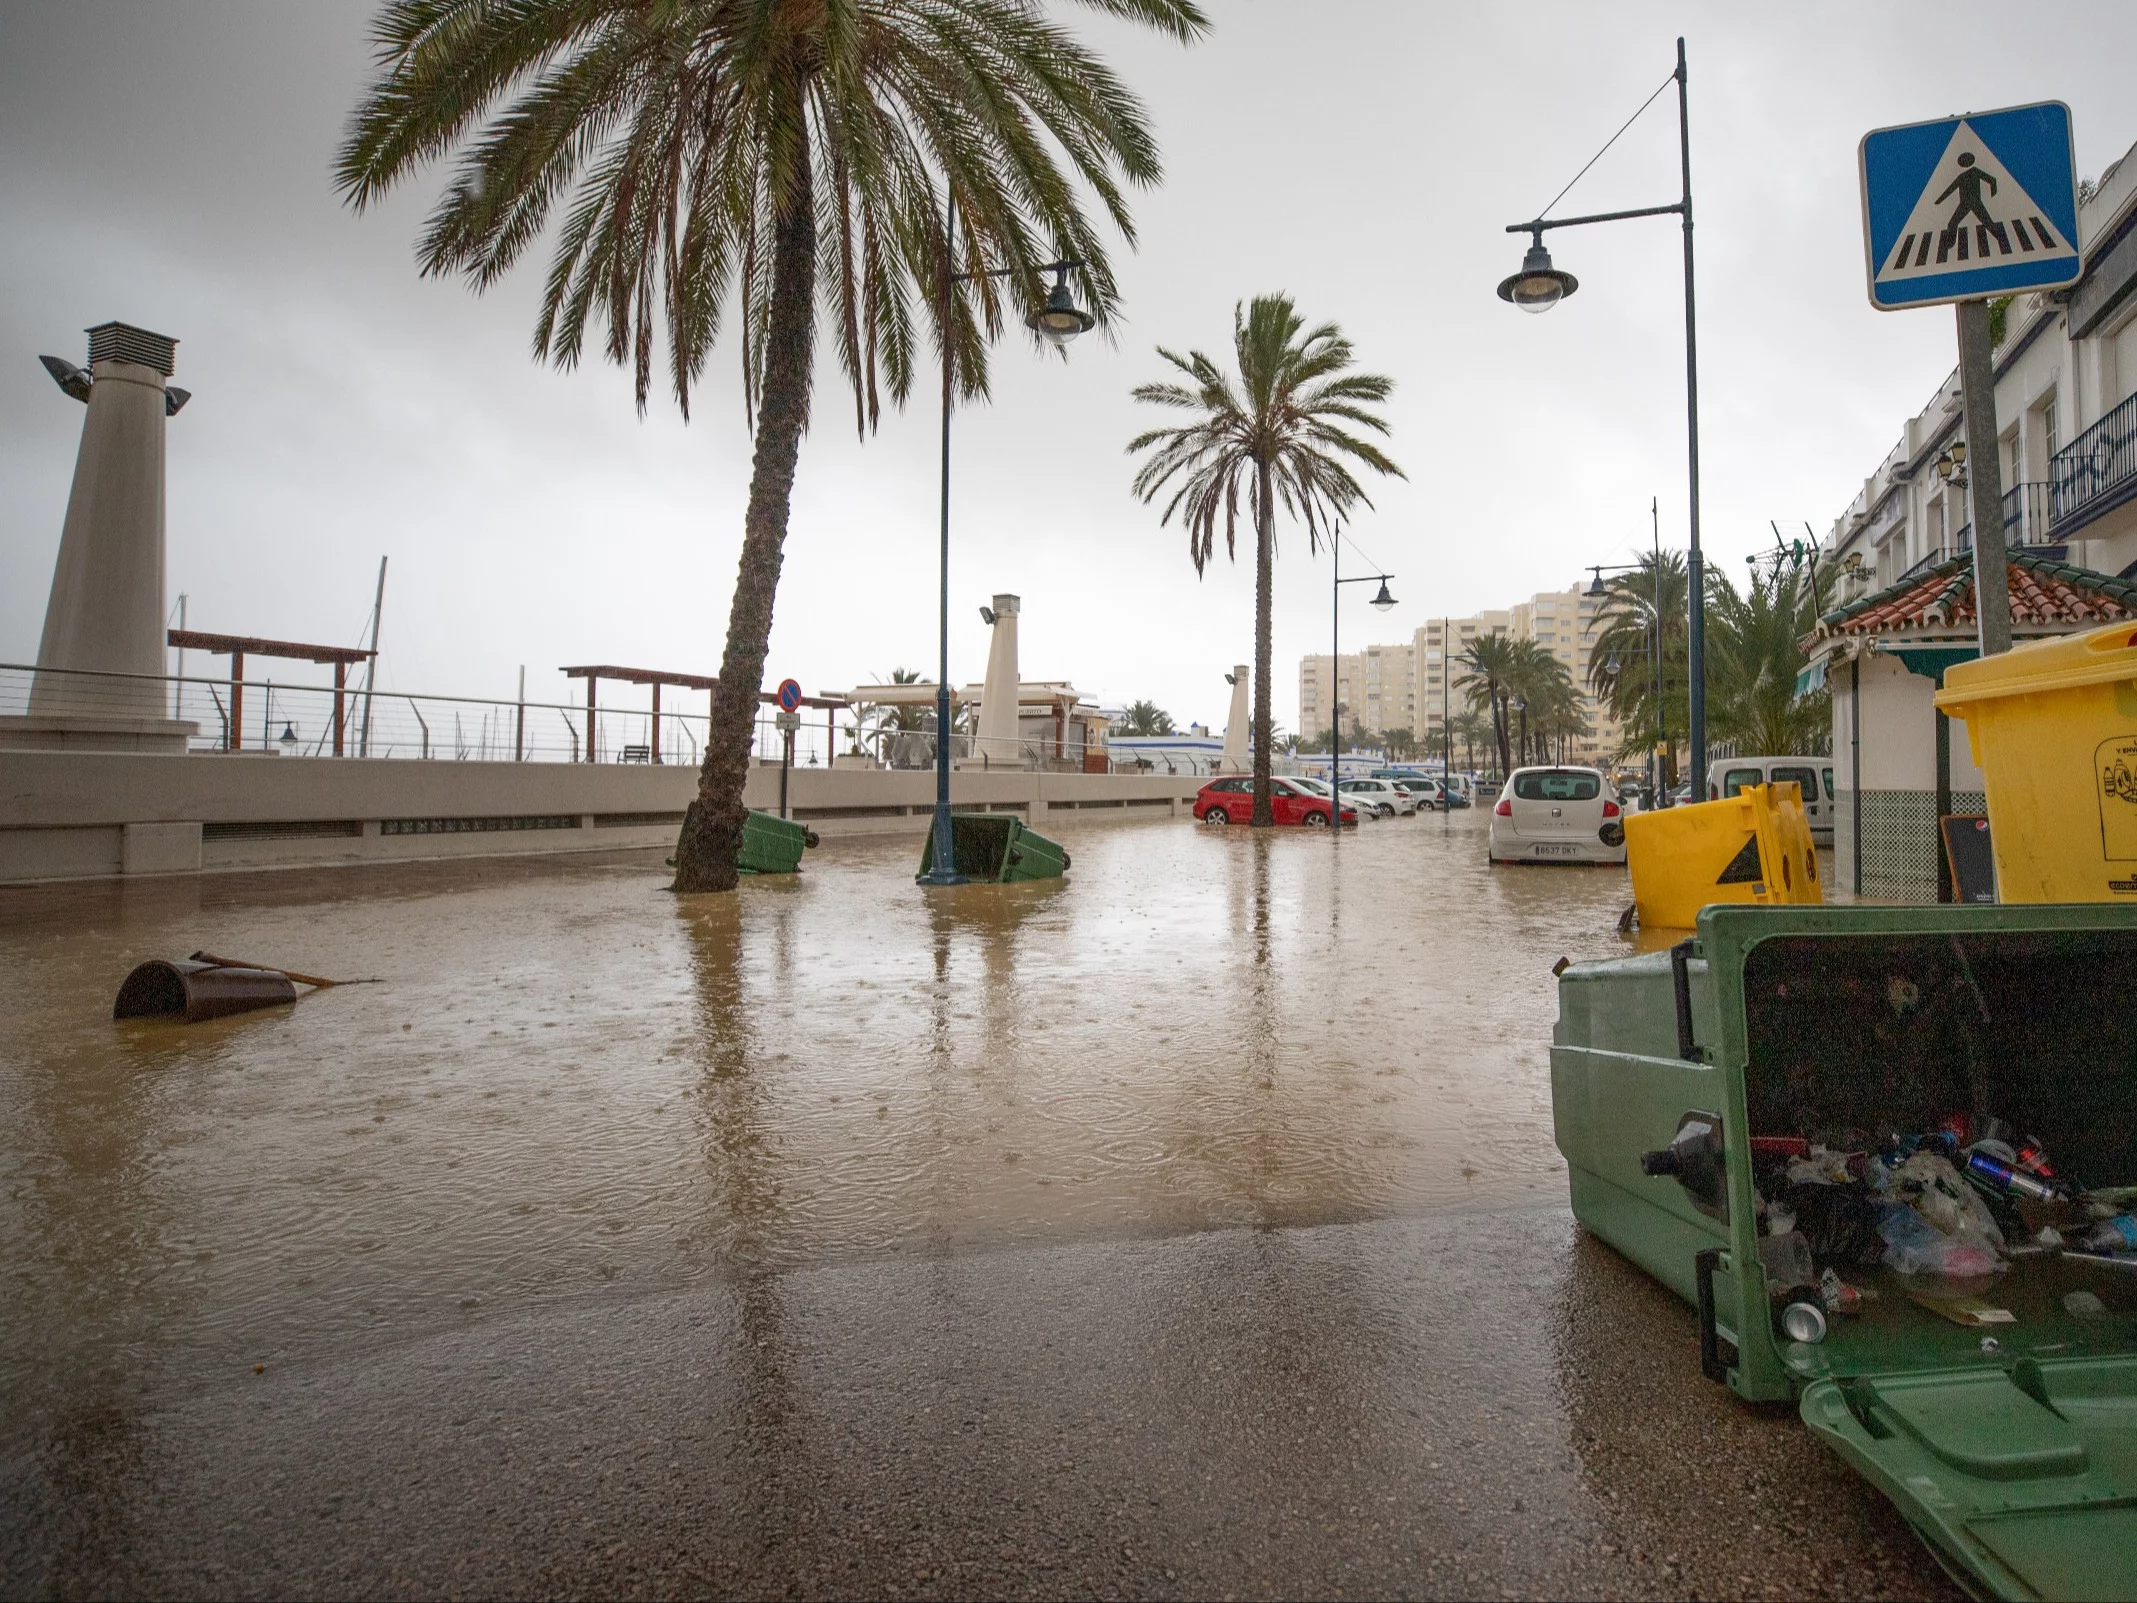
[1488,766,1627,865]
[1340,778,1417,817]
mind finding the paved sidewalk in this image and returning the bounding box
[3,1209,1953,1600]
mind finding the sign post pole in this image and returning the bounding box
[1956,299,2014,659]
[773,680,805,821]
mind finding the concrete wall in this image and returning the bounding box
[1829,652,1987,901]
[0,752,1202,884]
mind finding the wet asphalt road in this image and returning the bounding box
[6,1208,1953,1601]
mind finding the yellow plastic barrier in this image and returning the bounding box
[1935,619,2137,902]
[1624,782,1822,930]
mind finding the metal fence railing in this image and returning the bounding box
[1897,480,2061,583]
[0,663,840,767]
[1,664,1166,775]
[2050,388,2137,533]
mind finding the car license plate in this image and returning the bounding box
[1532,842,1580,858]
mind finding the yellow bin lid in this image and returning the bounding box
[1935,619,2137,715]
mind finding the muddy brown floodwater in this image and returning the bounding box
[1,812,1948,1599]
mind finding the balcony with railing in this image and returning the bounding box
[1895,482,2060,582]
[2049,388,2137,537]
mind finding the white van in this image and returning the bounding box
[1706,755,1836,844]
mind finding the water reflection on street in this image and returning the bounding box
[0,810,1633,1437]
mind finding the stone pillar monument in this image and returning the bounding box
[1,322,197,751]
[975,593,1021,763]
[1221,665,1251,769]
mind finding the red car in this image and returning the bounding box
[1193,776,1357,826]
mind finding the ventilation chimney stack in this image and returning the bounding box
[976,594,1021,763]
[1221,665,1251,768]
[2,323,198,751]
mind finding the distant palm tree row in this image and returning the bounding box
[1456,551,1834,788]
[1453,634,1585,776]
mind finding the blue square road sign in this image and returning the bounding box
[1859,101,2080,311]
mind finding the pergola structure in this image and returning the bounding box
[559,665,849,765]
[168,629,374,753]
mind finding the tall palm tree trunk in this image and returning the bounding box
[672,129,816,894]
[1251,456,1275,827]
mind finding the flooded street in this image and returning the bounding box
[0,813,1944,1599]
[1,811,1610,1411]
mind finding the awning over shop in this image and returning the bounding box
[1884,644,1981,683]
[1792,658,1827,699]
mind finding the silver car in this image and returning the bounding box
[1340,778,1416,817]
[1488,766,1627,865]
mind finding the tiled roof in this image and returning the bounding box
[1811,550,2137,642]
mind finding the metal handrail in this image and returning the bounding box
[1898,481,2061,582]
[0,660,830,766]
[2050,388,2137,529]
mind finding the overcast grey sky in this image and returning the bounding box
[5,2,2134,736]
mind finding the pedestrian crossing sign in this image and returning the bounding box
[1860,101,2080,310]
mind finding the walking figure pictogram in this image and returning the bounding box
[1936,152,2009,261]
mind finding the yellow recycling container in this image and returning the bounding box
[1623,782,1822,929]
[1935,618,2137,902]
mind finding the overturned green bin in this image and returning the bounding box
[916,813,1069,882]
[737,809,816,875]
[1554,903,2137,1601]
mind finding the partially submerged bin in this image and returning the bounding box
[113,958,297,1021]
[1554,903,2137,1601]
[1936,619,2137,903]
[1623,782,1820,930]
[737,809,815,875]
[915,813,1069,882]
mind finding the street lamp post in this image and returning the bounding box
[1330,532,1396,816]
[919,191,1094,886]
[1498,36,1707,797]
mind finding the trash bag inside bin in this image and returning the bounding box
[1737,928,2137,1601]
[1738,926,2137,1358]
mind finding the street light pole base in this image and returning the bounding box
[916,870,970,887]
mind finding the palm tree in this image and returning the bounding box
[848,666,930,758]
[1127,295,1402,826]
[1500,638,1579,766]
[1707,560,1835,755]
[1455,631,1519,778]
[1586,551,1690,789]
[1449,709,1490,775]
[337,0,1207,892]
[1119,700,1175,736]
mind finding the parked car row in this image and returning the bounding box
[1193,772,1467,826]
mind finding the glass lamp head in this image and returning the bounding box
[1026,271,1095,346]
[1497,238,1577,314]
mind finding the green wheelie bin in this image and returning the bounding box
[1554,903,2137,1601]
[737,809,815,875]
[915,813,1069,882]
